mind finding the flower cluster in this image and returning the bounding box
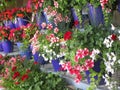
[0,7,32,21]
[103,34,117,48]
[61,48,99,83]
[0,26,10,40]
[102,25,120,89]
[0,55,41,88]
[30,30,40,54]
[100,0,108,9]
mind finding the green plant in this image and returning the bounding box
[1,56,68,90]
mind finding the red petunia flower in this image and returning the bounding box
[26,69,31,73]
[34,61,38,65]
[17,13,24,18]
[64,31,72,41]
[111,34,117,41]
[74,20,79,26]
[12,72,20,79]
[12,66,17,72]
[0,54,3,59]
[21,74,29,81]
[14,82,20,85]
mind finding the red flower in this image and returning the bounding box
[17,13,24,18]
[12,72,20,79]
[34,61,38,65]
[85,59,94,68]
[74,20,79,26]
[12,66,17,72]
[14,82,20,85]
[0,54,3,59]
[111,34,117,41]
[26,69,31,73]
[21,74,29,81]
[64,31,72,41]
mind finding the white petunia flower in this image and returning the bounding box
[118,36,120,40]
[111,24,115,30]
[118,59,120,64]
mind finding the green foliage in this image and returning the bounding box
[2,57,68,90]
[0,0,16,12]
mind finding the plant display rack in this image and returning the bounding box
[1,45,120,90]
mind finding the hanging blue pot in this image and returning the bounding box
[16,42,32,60]
[51,58,61,72]
[14,18,28,28]
[4,20,15,29]
[36,11,48,29]
[0,41,3,51]
[33,52,46,65]
[118,1,120,12]
[88,4,104,27]
[85,59,105,85]
[71,8,80,29]
[2,40,13,53]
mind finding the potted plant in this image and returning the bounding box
[0,26,13,53]
[0,55,69,90]
[60,26,116,89]
[102,25,120,90]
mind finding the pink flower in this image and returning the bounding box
[47,24,53,30]
[54,1,59,8]
[75,74,82,83]
[82,65,89,71]
[54,27,59,33]
[83,48,89,56]
[85,59,94,68]
[0,54,3,59]
[41,22,46,29]
[51,10,57,16]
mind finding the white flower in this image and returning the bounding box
[43,46,47,49]
[57,54,60,58]
[118,36,120,40]
[118,30,120,34]
[42,54,45,57]
[56,43,59,46]
[111,24,115,30]
[106,53,111,61]
[59,60,64,65]
[118,59,120,64]
[50,57,53,60]
[103,38,113,48]
[44,58,48,61]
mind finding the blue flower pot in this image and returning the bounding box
[36,11,48,29]
[85,59,105,85]
[14,18,28,28]
[16,42,32,60]
[33,52,46,65]
[88,4,104,27]
[118,2,120,12]
[4,20,15,29]
[51,58,61,72]
[71,8,80,29]
[2,40,13,53]
[0,41,3,51]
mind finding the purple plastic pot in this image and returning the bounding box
[51,58,61,72]
[85,59,105,85]
[33,52,46,64]
[0,41,3,51]
[2,40,13,53]
[88,4,104,27]
[16,42,32,60]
